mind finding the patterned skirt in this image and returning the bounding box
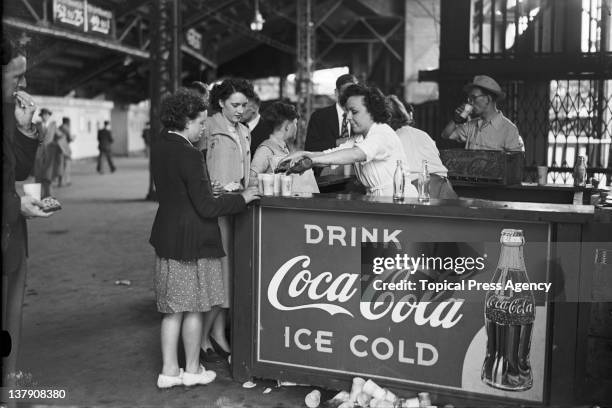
[154,256,224,314]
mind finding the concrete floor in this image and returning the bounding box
[15,157,320,407]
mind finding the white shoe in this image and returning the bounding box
[182,365,216,387]
[157,369,184,389]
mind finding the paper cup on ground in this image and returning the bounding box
[363,380,385,398]
[273,173,282,196]
[305,390,321,408]
[356,392,372,407]
[349,377,366,401]
[257,173,265,194]
[23,183,41,200]
[403,397,420,407]
[262,174,275,196]
[537,166,548,185]
[383,389,397,403]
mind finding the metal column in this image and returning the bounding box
[295,0,314,149]
[147,0,182,200]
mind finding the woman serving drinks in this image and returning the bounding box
[282,84,417,197]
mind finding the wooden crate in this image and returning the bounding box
[440,149,525,185]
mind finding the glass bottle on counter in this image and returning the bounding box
[573,156,587,187]
[417,160,430,203]
[393,160,405,201]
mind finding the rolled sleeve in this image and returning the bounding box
[451,123,469,143]
[355,133,386,163]
[504,130,525,152]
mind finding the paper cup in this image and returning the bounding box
[23,183,41,200]
[281,175,293,196]
[363,379,383,398]
[356,392,371,407]
[262,174,275,196]
[273,173,282,196]
[402,397,420,408]
[460,103,473,119]
[349,377,366,402]
[257,173,265,195]
[305,390,321,408]
[383,389,397,403]
[537,166,548,185]
[343,164,353,177]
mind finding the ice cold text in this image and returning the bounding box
[283,326,439,366]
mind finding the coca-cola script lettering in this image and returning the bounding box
[267,255,465,328]
[485,296,534,316]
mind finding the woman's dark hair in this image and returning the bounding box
[261,101,298,131]
[340,84,390,123]
[386,94,412,130]
[188,81,209,101]
[161,88,207,131]
[1,36,26,66]
[209,78,255,113]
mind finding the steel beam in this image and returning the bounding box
[148,0,182,200]
[212,13,296,54]
[27,42,66,70]
[3,17,150,59]
[183,0,238,27]
[59,57,124,94]
[314,0,343,28]
[180,44,217,68]
[296,0,314,149]
[20,0,42,22]
[360,18,402,61]
[118,15,141,42]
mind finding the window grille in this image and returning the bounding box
[470,0,612,55]
[582,0,612,52]
[504,79,612,185]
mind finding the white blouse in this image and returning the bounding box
[349,123,418,197]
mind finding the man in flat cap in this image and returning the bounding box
[441,75,524,152]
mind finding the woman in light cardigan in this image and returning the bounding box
[203,78,256,362]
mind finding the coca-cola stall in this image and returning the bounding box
[231,194,610,406]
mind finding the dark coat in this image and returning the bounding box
[304,104,340,177]
[2,102,39,270]
[304,104,340,152]
[149,130,246,261]
[250,119,274,153]
[97,128,113,151]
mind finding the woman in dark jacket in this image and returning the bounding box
[150,88,259,388]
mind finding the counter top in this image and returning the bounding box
[452,181,607,192]
[257,193,595,224]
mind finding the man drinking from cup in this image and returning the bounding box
[441,75,524,152]
[2,35,52,386]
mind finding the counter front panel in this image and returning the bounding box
[247,203,552,403]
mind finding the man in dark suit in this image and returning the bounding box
[241,94,273,153]
[304,73,358,176]
[2,36,51,385]
[97,120,116,173]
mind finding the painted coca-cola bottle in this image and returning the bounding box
[481,229,535,391]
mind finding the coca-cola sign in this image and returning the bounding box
[255,207,551,402]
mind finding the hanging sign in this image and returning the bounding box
[185,28,203,52]
[53,0,86,31]
[86,3,113,36]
